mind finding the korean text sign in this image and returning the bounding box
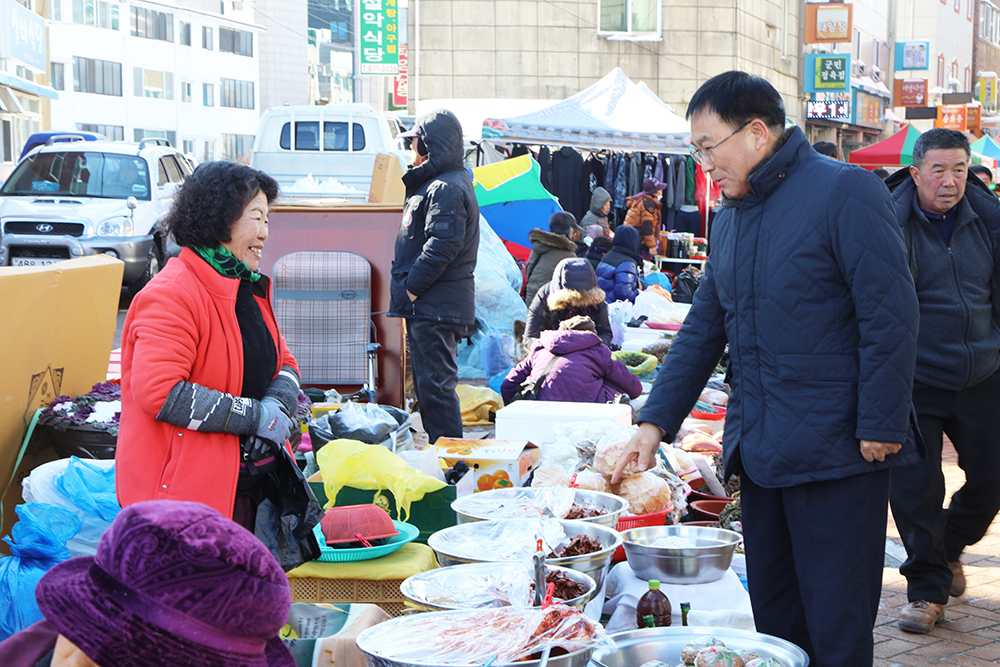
[359,0,399,75]
[7,0,45,72]
[804,54,850,93]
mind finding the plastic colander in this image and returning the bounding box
[320,504,400,545]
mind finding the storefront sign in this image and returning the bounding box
[980,72,997,107]
[936,104,967,130]
[804,54,850,93]
[359,0,399,75]
[894,79,928,107]
[392,44,407,108]
[5,0,45,72]
[806,92,851,120]
[967,104,982,131]
[854,90,885,128]
[896,41,930,71]
[982,116,1000,137]
[805,3,853,44]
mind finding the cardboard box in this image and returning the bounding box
[307,473,458,544]
[434,438,540,496]
[0,256,123,548]
[367,153,406,204]
[494,401,633,445]
[311,402,345,419]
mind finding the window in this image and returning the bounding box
[133,68,174,99]
[73,56,122,96]
[955,0,961,12]
[969,0,975,20]
[181,81,192,102]
[203,83,214,106]
[133,128,176,148]
[130,6,173,42]
[76,123,124,141]
[159,156,183,184]
[853,28,862,60]
[2,151,151,200]
[53,0,60,21]
[983,2,1000,42]
[72,0,118,29]
[937,53,946,88]
[597,0,661,35]
[332,21,348,41]
[51,63,64,91]
[219,27,253,56]
[222,134,254,161]
[202,140,215,162]
[180,21,191,46]
[202,26,213,50]
[220,78,254,109]
[279,122,366,151]
[182,139,194,155]
[966,65,972,93]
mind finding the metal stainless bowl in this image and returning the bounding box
[428,519,622,591]
[400,562,597,612]
[593,627,809,667]
[452,488,628,528]
[621,525,741,584]
[355,608,597,667]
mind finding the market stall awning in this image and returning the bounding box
[482,68,690,153]
[472,154,562,261]
[847,123,922,167]
[971,135,1000,161]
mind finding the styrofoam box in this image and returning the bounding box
[494,401,633,445]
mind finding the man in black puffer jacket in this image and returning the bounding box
[886,128,1000,634]
[389,109,479,445]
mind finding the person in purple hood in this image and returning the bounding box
[501,315,642,405]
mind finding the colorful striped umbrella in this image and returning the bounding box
[847,124,922,167]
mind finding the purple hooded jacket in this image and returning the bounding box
[501,330,643,404]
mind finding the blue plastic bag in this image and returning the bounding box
[55,457,120,523]
[479,329,515,379]
[488,365,515,396]
[0,502,81,640]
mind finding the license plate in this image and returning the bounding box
[12,257,63,267]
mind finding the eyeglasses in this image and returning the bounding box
[688,121,751,166]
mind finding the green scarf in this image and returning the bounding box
[192,246,261,282]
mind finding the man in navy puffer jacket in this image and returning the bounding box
[596,225,643,303]
[612,72,921,667]
[886,128,1000,634]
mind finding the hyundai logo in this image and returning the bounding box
[36,223,53,233]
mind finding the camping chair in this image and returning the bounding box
[273,251,380,403]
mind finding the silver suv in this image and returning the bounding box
[0,137,192,294]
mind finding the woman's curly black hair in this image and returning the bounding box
[167,161,279,248]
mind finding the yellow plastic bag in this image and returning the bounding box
[456,384,503,426]
[316,440,446,522]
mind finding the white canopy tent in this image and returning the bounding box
[482,68,690,153]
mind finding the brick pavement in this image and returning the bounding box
[878,439,1000,666]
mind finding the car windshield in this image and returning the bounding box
[1,151,151,200]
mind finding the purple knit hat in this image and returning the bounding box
[35,500,294,667]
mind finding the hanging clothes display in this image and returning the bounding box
[549,147,587,222]
[585,155,605,195]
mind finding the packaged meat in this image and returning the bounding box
[695,646,745,667]
[615,472,673,515]
[680,432,724,454]
[699,389,729,406]
[681,637,725,665]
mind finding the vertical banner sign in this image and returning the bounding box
[359,0,399,75]
[980,73,997,107]
[804,54,851,93]
[393,44,408,108]
[7,0,45,72]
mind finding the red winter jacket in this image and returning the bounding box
[116,248,297,518]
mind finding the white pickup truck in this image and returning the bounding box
[250,104,409,202]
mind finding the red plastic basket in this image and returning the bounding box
[690,406,726,420]
[612,502,675,562]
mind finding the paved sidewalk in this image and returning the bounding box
[877,440,1000,666]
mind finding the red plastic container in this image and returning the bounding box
[320,504,399,545]
[689,406,726,420]
[613,502,675,563]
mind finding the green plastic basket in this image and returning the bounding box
[312,520,419,563]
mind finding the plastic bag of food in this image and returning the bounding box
[548,421,625,471]
[356,604,613,665]
[453,488,577,521]
[611,350,658,376]
[428,519,570,562]
[615,472,673,515]
[591,426,641,476]
[573,469,612,495]
[531,466,572,489]
[403,562,536,610]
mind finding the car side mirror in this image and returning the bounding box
[126,196,138,210]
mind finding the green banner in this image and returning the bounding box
[814,55,849,91]
[359,0,399,75]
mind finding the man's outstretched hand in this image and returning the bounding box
[611,422,664,483]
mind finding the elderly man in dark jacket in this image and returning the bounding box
[613,72,921,667]
[389,109,479,445]
[886,128,1000,634]
[524,211,582,306]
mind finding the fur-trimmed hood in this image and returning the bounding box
[547,285,606,311]
[529,228,578,253]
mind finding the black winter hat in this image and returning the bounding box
[549,211,583,236]
[552,257,598,291]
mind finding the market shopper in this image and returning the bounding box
[524,211,584,305]
[886,128,1000,633]
[612,71,921,667]
[524,257,613,347]
[623,178,666,261]
[0,500,296,667]
[501,316,641,404]
[116,161,321,570]
[581,186,613,236]
[969,164,995,192]
[585,235,613,271]
[389,109,479,446]
[596,225,643,303]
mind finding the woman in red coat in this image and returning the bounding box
[116,161,320,568]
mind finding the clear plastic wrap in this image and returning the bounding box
[403,562,536,610]
[356,605,613,665]
[591,425,641,476]
[429,519,569,562]
[531,466,573,489]
[573,469,612,495]
[615,472,673,515]
[453,488,578,521]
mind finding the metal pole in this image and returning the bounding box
[353,0,362,103]
[412,0,419,113]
